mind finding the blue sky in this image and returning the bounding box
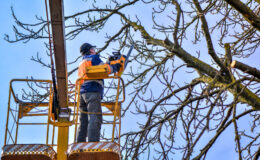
[1,0,259,159]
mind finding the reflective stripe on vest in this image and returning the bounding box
[78,59,92,78]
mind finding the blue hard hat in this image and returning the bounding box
[80,43,96,55]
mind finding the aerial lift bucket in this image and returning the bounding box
[1,79,57,160]
[66,69,125,160]
[1,64,126,160]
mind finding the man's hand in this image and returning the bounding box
[111,63,122,72]
[114,63,121,72]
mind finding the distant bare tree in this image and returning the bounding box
[6,0,260,159]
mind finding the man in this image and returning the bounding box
[77,43,121,142]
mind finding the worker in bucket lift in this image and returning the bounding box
[77,43,121,142]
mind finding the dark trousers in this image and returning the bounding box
[76,92,102,142]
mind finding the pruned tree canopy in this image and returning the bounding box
[6,0,260,159]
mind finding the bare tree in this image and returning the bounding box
[5,0,260,159]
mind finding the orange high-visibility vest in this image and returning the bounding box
[78,59,92,85]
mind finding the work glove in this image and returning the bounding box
[111,63,122,72]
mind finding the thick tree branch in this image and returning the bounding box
[223,0,260,31]
[199,76,260,109]
[231,60,260,80]
[224,43,232,67]
[172,0,182,45]
[254,145,260,160]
